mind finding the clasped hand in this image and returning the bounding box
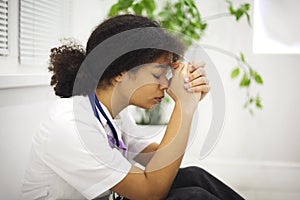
[167,60,210,109]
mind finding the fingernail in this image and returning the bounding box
[184,83,190,89]
[187,88,193,92]
[184,78,189,83]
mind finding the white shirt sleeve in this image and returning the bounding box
[119,108,159,161]
[38,100,132,200]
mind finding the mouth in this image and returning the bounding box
[154,96,164,103]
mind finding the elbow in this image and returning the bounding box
[152,194,168,200]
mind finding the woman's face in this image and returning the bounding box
[117,55,172,110]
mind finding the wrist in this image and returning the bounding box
[174,100,197,117]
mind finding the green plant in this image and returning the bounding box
[108,0,263,120]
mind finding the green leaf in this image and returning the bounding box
[175,1,181,8]
[235,9,244,20]
[254,73,263,84]
[240,73,251,87]
[255,96,263,109]
[225,0,233,6]
[158,11,170,19]
[231,67,240,79]
[142,0,156,13]
[229,5,235,14]
[243,3,250,11]
[118,0,134,9]
[249,98,254,104]
[178,16,185,23]
[149,0,157,11]
[240,52,245,62]
[246,13,252,27]
[108,4,120,16]
[200,23,207,30]
[228,3,251,22]
[184,0,192,7]
[133,3,143,15]
[141,0,156,18]
[249,68,263,84]
[249,68,255,77]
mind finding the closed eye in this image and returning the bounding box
[153,74,161,79]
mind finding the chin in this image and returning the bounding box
[136,103,156,110]
[148,104,158,110]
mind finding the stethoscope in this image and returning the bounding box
[88,93,120,146]
[88,93,128,200]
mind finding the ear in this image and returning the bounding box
[114,72,124,83]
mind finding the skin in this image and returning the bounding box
[96,55,209,200]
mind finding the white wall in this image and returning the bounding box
[194,0,300,163]
[186,0,300,198]
[0,86,56,200]
[0,1,115,199]
[1,0,300,199]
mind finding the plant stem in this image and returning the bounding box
[202,12,231,21]
[201,43,248,75]
[201,43,238,60]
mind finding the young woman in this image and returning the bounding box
[22,14,244,200]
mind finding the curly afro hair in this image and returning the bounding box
[48,14,184,98]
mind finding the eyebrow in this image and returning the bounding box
[155,64,170,69]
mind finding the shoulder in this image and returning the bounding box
[48,95,91,120]
[36,95,104,145]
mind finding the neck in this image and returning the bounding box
[95,87,128,119]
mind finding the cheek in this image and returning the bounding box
[130,84,158,100]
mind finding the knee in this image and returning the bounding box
[183,166,207,174]
[180,166,212,182]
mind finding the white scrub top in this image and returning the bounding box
[22,95,152,200]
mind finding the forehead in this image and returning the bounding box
[128,53,173,74]
[150,54,173,70]
[155,54,173,65]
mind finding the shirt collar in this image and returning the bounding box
[96,101,122,139]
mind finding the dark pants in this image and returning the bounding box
[166,166,245,200]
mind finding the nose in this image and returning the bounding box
[159,76,169,90]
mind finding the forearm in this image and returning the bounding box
[134,143,158,167]
[144,102,195,198]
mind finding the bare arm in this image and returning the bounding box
[112,103,195,200]
[134,142,159,167]
[111,63,209,200]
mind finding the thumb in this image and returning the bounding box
[171,61,180,69]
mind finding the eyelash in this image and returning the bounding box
[153,74,161,79]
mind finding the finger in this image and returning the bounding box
[188,63,197,73]
[186,84,210,93]
[191,60,206,69]
[185,77,208,88]
[181,63,190,78]
[171,62,184,75]
[176,62,185,73]
[187,68,206,82]
[170,61,181,69]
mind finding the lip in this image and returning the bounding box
[154,96,164,103]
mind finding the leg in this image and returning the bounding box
[169,166,245,200]
[166,187,220,200]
